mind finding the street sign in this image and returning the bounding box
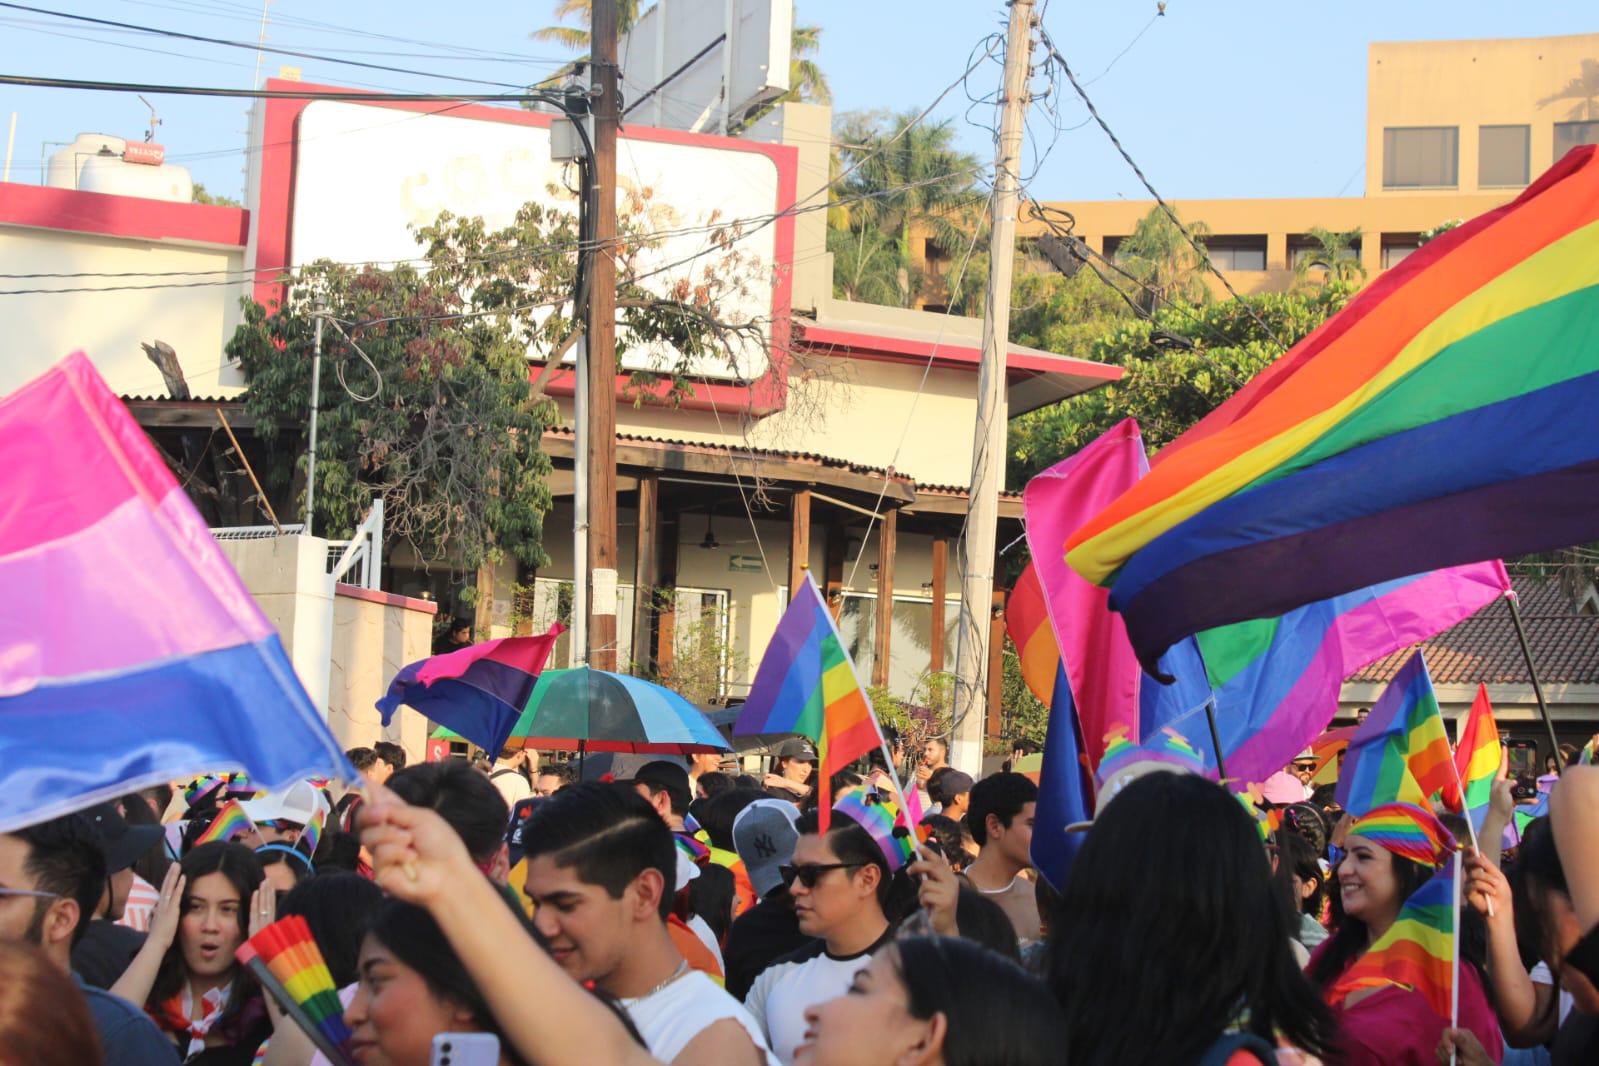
[620,0,792,133]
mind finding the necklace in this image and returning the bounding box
[626,960,689,1003]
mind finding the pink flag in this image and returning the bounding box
[1023,420,1149,768]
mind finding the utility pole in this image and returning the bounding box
[585,0,621,672]
[951,0,1034,775]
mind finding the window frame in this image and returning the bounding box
[1382,126,1460,190]
[1478,124,1530,188]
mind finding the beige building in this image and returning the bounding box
[1005,32,1599,299]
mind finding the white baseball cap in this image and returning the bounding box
[239,780,327,827]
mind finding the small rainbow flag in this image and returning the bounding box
[674,832,710,865]
[1329,852,1458,1020]
[194,800,255,846]
[734,573,888,831]
[1450,684,1501,832]
[236,915,352,1066]
[1336,651,1454,815]
[834,792,915,873]
[296,800,327,860]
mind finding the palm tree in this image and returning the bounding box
[1114,206,1212,312]
[784,25,830,105]
[531,0,641,50]
[1292,226,1365,289]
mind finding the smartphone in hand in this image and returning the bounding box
[430,1033,500,1066]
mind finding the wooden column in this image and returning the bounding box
[472,563,495,638]
[788,488,812,596]
[654,507,680,677]
[512,560,538,636]
[631,475,659,675]
[872,508,898,688]
[985,588,1006,740]
[929,535,948,674]
[823,522,847,621]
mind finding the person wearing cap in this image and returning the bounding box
[238,779,328,850]
[925,767,974,822]
[960,772,1041,944]
[519,783,776,1064]
[1307,802,1502,1064]
[724,799,810,1001]
[71,802,166,990]
[0,812,180,1064]
[1262,758,1314,805]
[764,739,817,803]
[742,794,905,1064]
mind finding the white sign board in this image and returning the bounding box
[289,100,782,382]
[621,0,792,132]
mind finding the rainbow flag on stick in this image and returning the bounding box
[1451,684,1502,833]
[1065,146,1599,674]
[1329,853,1460,1023]
[193,800,255,846]
[734,573,902,831]
[237,915,353,1066]
[1336,651,1454,815]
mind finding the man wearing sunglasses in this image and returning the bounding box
[0,812,177,1064]
[742,806,897,1065]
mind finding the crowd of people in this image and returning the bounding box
[4,729,1599,1066]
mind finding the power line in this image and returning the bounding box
[0,2,530,89]
[1037,27,1288,353]
[0,73,564,103]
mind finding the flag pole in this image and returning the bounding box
[1450,851,1462,1066]
[1202,698,1228,780]
[1506,591,1564,771]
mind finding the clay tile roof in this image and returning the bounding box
[1349,575,1599,686]
[543,426,914,482]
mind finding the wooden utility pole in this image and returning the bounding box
[951,0,1034,774]
[585,0,621,671]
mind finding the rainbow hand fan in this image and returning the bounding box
[236,916,354,1066]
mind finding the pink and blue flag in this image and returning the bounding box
[0,354,355,832]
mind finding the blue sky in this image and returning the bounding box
[0,1,1593,202]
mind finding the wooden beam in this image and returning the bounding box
[632,475,659,675]
[823,521,847,621]
[872,508,898,688]
[788,488,812,596]
[930,535,948,674]
[986,588,1006,741]
[125,399,255,430]
[655,507,680,677]
[902,491,1024,519]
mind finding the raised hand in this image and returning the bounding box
[248,879,276,938]
[907,845,959,937]
[356,785,476,906]
[146,861,186,952]
[1463,848,1511,925]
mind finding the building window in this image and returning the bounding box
[1381,234,1422,270]
[923,238,949,265]
[1288,234,1363,269]
[1203,236,1267,271]
[1102,235,1127,259]
[838,592,959,701]
[1383,127,1459,188]
[1555,120,1599,160]
[1479,125,1530,187]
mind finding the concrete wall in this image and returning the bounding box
[217,534,335,713]
[328,585,437,763]
[0,226,247,396]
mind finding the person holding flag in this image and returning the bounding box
[1306,803,1502,1064]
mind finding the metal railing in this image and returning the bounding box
[209,498,383,592]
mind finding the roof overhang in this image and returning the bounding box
[797,317,1122,415]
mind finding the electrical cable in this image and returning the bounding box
[0,2,530,89]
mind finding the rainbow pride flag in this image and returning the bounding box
[194,800,256,846]
[1329,853,1458,1021]
[1336,651,1455,815]
[734,573,886,830]
[0,354,355,833]
[237,915,353,1065]
[1065,146,1599,672]
[1451,684,1502,832]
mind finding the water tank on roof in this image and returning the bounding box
[45,133,194,203]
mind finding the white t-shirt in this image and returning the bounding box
[489,767,532,806]
[1529,961,1576,1026]
[743,931,891,1065]
[623,969,776,1065]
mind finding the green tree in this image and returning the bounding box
[828,110,982,307]
[1114,206,1213,312]
[191,182,241,208]
[531,0,641,49]
[1008,284,1357,485]
[1292,226,1366,288]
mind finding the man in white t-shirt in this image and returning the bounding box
[743,798,901,1065]
[488,747,534,807]
[961,772,1041,944]
[521,783,775,1066]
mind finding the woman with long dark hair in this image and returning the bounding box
[111,841,273,1063]
[1047,771,1335,1064]
[1306,802,1500,1064]
[794,935,1062,1066]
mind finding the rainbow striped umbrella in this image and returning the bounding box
[505,668,731,755]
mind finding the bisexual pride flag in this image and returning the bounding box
[0,354,354,833]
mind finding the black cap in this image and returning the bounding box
[775,738,818,762]
[628,760,693,814]
[82,803,164,874]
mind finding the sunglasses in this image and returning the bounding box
[1292,762,1318,771]
[780,862,865,889]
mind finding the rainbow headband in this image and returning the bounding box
[833,792,915,873]
[1096,725,1205,786]
[1347,803,1456,869]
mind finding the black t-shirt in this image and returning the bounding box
[722,891,809,1002]
[1553,1009,1599,1066]
[72,919,147,989]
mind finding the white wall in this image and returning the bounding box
[0,227,246,396]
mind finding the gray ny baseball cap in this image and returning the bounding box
[732,798,802,898]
